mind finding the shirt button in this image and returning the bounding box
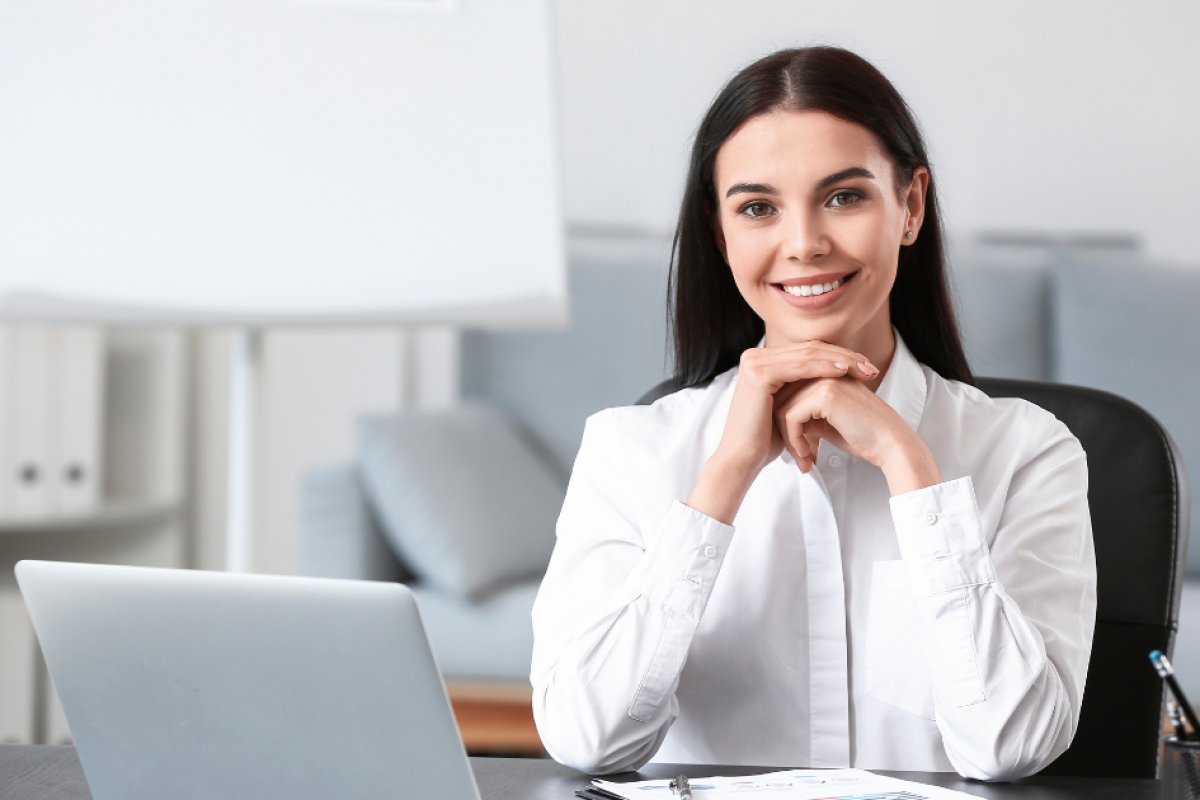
[828,455,843,468]
[925,513,939,526]
[703,545,717,558]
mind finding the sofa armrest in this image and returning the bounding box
[300,463,409,583]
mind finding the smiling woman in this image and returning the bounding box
[672,48,967,392]
[716,114,918,354]
[530,47,1095,782]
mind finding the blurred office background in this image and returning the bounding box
[1,0,1199,751]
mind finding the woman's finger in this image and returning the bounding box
[742,344,878,390]
[762,339,879,373]
[802,429,826,467]
[755,340,875,370]
[777,377,900,468]
[776,398,816,471]
[765,342,880,381]
[781,432,815,473]
[774,381,860,472]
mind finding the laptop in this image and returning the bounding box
[15,560,482,800]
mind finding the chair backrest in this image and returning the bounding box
[637,376,1190,778]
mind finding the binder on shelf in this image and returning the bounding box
[5,326,52,517]
[0,324,105,519]
[47,327,105,514]
[0,589,36,743]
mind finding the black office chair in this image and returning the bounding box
[637,376,1190,779]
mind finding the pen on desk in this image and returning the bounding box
[577,785,627,800]
[1151,650,1200,737]
[670,775,692,800]
[1170,700,1189,740]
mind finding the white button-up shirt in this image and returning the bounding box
[530,335,1096,780]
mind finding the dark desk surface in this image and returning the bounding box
[0,745,1161,799]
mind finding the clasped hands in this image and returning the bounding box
[687,341,942,525]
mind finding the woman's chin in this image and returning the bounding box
[763,321,853,348]
[764,312,893,353]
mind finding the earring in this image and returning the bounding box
[905,231,914,239]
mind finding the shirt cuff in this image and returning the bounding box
[889,476,996,598]
[635,500,735,617]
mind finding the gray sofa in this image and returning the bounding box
[302,231,1200,688]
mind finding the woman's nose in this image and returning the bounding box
[782,211,831,262]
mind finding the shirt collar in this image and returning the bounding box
[875,329,927,433]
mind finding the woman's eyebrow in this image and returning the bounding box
[724,182,778,199]
[814,167,875,191]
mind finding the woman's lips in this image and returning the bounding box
[773,270,858,308]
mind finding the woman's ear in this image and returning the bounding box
[902,166,930,246]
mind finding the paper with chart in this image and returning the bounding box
[592,768,981,800]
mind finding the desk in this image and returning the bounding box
[0,745,1161,799]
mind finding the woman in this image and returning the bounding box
[530,47,1095,781]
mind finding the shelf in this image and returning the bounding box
[0,500,181,534]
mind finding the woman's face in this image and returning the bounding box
[712,110,927,356]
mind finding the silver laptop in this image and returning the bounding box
[15,560,482,800]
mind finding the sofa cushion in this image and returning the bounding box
[357,405,564,599]
[1053,254,1200,571]
[300,463,411,583]
[413,580,539,682]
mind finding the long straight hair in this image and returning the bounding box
[669,47,973,388]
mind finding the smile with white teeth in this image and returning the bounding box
[782,278,842,297]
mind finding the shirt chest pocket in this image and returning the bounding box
[865,559,936,720]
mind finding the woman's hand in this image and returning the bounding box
[686,342,879,524]
[774,376,942,496]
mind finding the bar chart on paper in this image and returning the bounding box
[591,769,980,800]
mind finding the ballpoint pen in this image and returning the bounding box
[1151,651,1200,737]
[1170,701,1188,740]
[670,775,692,800]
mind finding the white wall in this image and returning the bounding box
[554,0,1200,263]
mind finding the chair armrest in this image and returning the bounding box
[300,463,408,583]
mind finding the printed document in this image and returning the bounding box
[592,768,982,800]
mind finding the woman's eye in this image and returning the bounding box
[828,191,863,208]
[740,202,775,219]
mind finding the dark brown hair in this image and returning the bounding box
[669,46,973,387]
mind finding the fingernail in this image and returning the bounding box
[834,362,848,370]
[859,361,877,374]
